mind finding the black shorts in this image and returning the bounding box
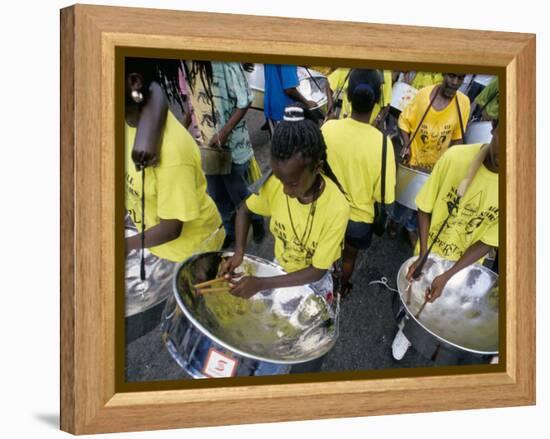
[345,220,373,250]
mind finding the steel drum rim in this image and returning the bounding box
[397,163,431,177]
[171,251,333,365]
[397,256,499,355]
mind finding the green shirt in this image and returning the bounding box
[475,78,499,120]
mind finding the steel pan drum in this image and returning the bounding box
[397,255,499,354]
[465,121,493,144]
[390,81,418,112]
[395,164,430,211]
[161,252,338,378]
[125,218,176,317]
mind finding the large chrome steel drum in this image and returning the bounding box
[246,64,328,112]
[465,121,493,144]
[395,164,430,211]
[394,255,498,363]
[161,252,338,378]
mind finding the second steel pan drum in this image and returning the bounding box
[465,120,493,145]
[125,217,176,317]
[161,252,338,378]
[397,255,499,355]
[395,164,430,211]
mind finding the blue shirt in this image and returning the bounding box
[263,64,300,122]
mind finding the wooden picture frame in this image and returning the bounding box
[60,4,536,434]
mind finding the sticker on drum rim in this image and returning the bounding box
[202,348,239,378]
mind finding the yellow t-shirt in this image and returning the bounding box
[125,110,224,262]
[246,175,350,273]
[322,118,396,223]
[411,72,444,90]
[415,144,499,261]
[398,85,470,169]
[328,69,392,123]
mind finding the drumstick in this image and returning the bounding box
[193,277,227,289]
[415,297,430,319]
[196,287,231,295]
[406,283,413,306]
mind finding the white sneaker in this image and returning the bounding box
[392,327,412,360]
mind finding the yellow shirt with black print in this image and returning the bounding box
[415,144,498,261]
[246,175,350,273]
[398,85,470,169]
[125,110,224,262]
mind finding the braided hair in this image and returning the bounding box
[271,103,346,195]
[182,60,218,126]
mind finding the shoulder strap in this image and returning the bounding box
[404,85,439,149]
[250,168,273,195]
[380,132,387,206]
[455,95,466,141]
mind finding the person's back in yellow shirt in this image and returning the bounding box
[322,118,396,223]
[125,110,224,262]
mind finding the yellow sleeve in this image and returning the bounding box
[245,177,272,217]
[451,94,471,140]
[156,164,200,222]
[328,68,348,92]
[480,221,498,248]
[415,155,447,213]
[382,70,393,106]
[311,205,349,270]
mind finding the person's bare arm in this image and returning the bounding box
[400,129,411,162]
[126,219,183,253]
[284,87,317,109]
[220,202,253,275]
[131,82,168,168]
[426,241,493,302]
[208,105,250,147]
[229,266,327,299]
[406,209,431,281]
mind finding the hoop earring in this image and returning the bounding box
[131,90,143,103]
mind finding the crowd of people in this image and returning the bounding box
[124,58,500,372]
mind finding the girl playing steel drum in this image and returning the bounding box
[221,104,350,303]
[124,58,224,318]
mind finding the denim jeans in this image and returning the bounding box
[206,160,263,239]
[387,202,418,232]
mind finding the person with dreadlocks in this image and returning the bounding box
[124,57,224,317]
[222,103,350,300]
[182,61,265,249]
[322,69,396,297]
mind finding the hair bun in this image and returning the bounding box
[283,106,305,122]
[353,83,375,97]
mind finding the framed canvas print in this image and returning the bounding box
[60,4,536,434]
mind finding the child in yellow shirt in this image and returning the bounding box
[322,69,396,295]
[222,105,350,301]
